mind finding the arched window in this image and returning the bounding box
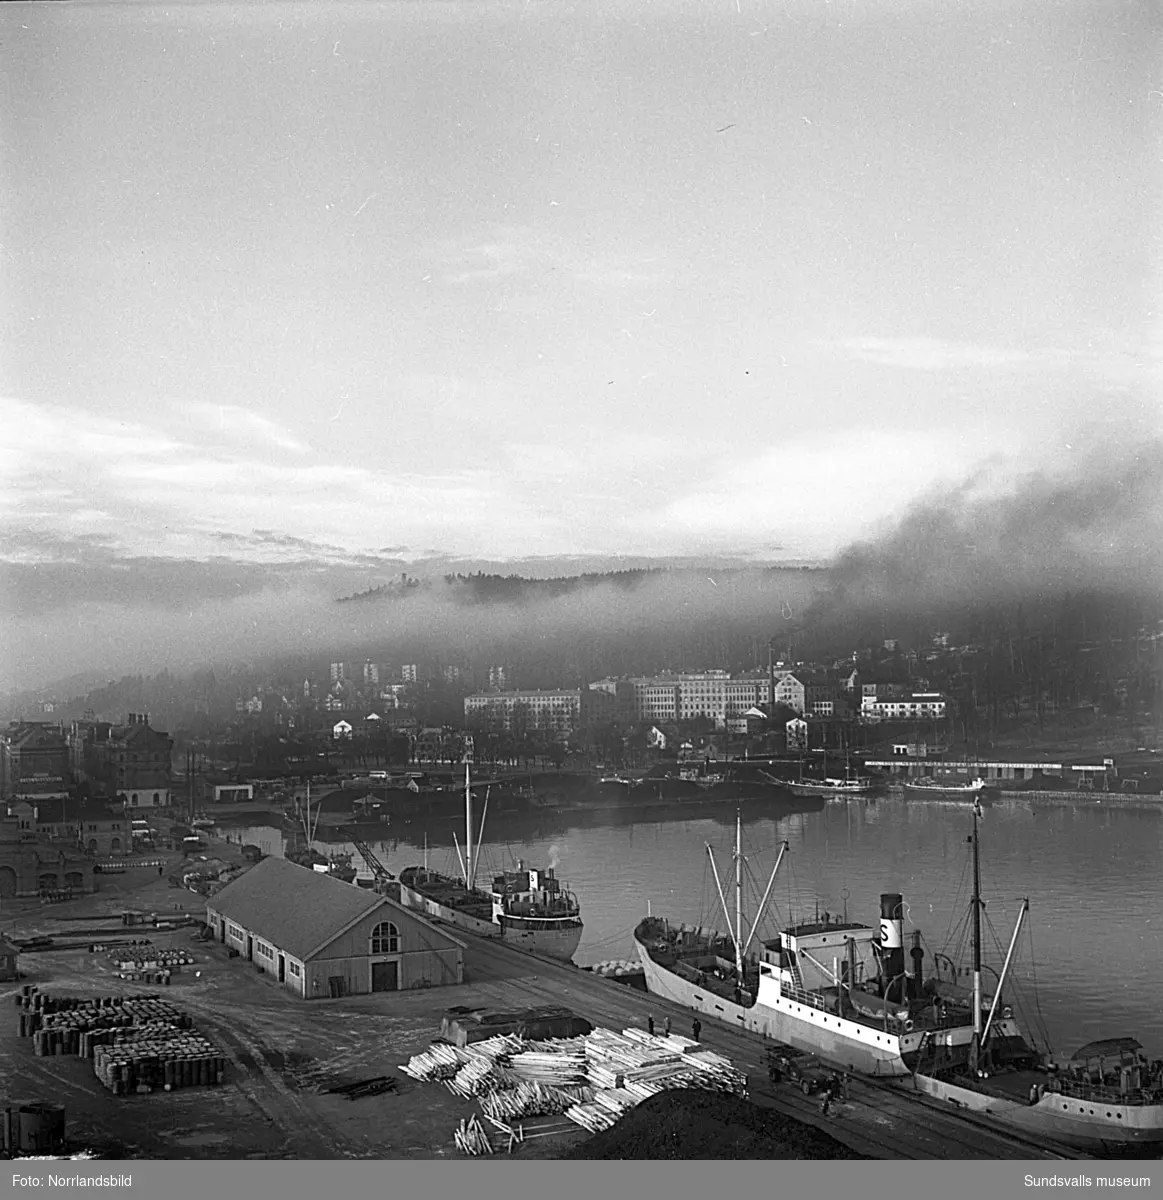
[152,792,159,804]
[370,921,399,955]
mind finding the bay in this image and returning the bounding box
[231,793,1163,1060]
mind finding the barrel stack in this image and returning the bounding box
[14,986,227,1095]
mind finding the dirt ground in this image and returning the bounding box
[1,857,544,1160]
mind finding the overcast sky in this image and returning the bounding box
[1,0,1160,690]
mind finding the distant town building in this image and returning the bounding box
[464,689,586,738]
[70,714,173,808]
[401,664,419,684]
[330,662,347,682]
[332,720,354,740]
[487,665,510,691]
[864,694,947,721]
[0,723,70,802]
[363,659,380,686]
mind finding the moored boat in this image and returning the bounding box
[902,776,990,797]
[397,762,583,962]
[633,811,1017,1077]
[905,810,1163,1152]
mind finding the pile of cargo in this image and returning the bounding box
[401,1024,749,1154]
[103,940,196,980]
[12,986,227,1095]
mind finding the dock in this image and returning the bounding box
[438,928,1081,1160]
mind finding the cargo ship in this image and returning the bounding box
[633,810,1017,1077]
[398,763,583,962]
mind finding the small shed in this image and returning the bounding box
[0,936,19,982]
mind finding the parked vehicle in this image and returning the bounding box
[765,1044,832,1095]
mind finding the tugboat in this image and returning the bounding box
[397,761,583,962]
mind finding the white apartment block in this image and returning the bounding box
[620,672,783,726]
[865,693,947,721]
[464,689,583,737]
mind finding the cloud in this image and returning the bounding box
[824,333,1163,384]
[825,435,1163,612]
[637,428,996,556]
[183,403,310,454]
[436,227,663,292]
[826,337,1054,372]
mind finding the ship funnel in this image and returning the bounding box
[879,892,905,992]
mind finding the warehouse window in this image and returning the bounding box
[288,961,301,978]
[228,924,245,941]
[370,922,399,954]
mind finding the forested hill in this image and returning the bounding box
[336,566,823,605]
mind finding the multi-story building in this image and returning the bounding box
[1,723,71,802]
[487,665,510,691]
[81,714,174,808]
[864,693,947,722]
[362,660,380,686]
[770,672,806,715]
[401,664,419,684]
[330,662,347,682]
[464,689,585,739]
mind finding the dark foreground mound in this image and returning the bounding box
[564,1089,866,1159]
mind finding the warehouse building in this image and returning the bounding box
[206,856,465,999]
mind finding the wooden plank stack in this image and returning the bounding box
[398,1043,467,1082]
[479,1082,593,1121]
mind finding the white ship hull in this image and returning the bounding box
[909,1073,1163,1152]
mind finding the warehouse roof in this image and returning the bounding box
[208,856,462,960]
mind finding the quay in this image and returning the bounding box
[2,898,1082,1160]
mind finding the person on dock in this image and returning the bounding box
[692,1018,702,1042]
[664,1016,672,1037]
[647,1014,655,1036]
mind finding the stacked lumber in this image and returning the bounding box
[398,1043,467,1081]
[564,1102,619,1134]
[445,1055,500,1098]
[504,1048,588,1086]
[479,1082,593,1121]
[453,1114,494,1156]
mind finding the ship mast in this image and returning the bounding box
[734,808,743,982]
[463,759,473,890]
[970,799,983,1069]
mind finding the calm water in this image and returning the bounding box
[239,795,1163,1059]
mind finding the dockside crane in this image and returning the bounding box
[342,828,396,894]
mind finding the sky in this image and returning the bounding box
[1,0,1160,691]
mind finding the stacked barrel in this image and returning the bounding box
[14,987,227,1095]
[104,940,195,983]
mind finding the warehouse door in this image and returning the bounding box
[246,935,253,961]
[371,960,398,993]
[278,955,286,983]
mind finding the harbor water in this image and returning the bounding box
[233,793,1163,1059]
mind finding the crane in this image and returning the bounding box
[341,828,395,894]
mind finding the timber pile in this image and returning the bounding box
[401,1024,750,1154]
[479,1082,593,1121]
[453,1114,494,1156]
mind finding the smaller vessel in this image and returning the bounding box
[397,762,583,961]
[782,752,881,797]
[902,776,989,797]
[908,805,1163,1153]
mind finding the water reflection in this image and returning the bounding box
[224,794,1163,1057]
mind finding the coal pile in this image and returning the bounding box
[564,1089,866,1159]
